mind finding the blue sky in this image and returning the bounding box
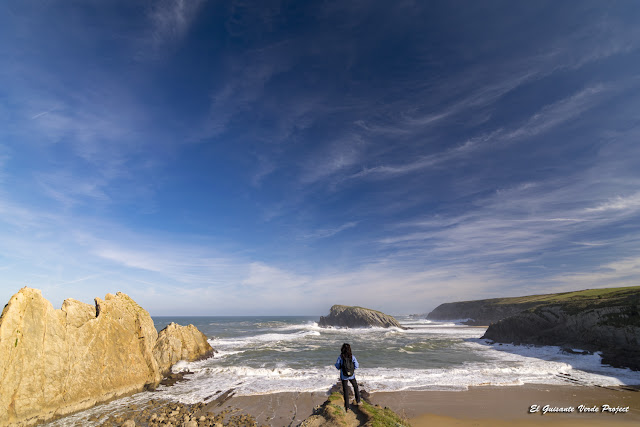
[1,1,639,315]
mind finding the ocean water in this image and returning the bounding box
[49,315,640,425]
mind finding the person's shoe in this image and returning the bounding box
[344,406,349,412]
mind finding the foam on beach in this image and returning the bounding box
[153,317,640,402]
[46,315,640,425]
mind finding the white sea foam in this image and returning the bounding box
[164,354,639,401]
[401,319,465,327]
[163,333,640,400]
[273,321,322,332]
[211,330,320,348]
[46,317,640,426]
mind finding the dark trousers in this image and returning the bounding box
[341,378,360,408]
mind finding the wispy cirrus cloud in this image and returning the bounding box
[585,192,640,213]
[302,221,358,240]
[550,256,640,290]
[300,135,366,184]
[502,85,608,140]
[378,168,640,281]
[200,41,295,140]
[146,0,205,53]
[36,172,110,208]
[350,84,612,180]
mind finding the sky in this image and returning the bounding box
[0,1,639,316]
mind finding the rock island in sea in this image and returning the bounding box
[0,287,214,426]
[318,304,407,329]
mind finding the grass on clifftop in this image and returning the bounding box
[359,399,411,427]
[326,392,410,427]
[326,393,348,426]
[448,286,639,307]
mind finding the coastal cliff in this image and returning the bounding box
[0,287,214,426]
[427,294,570,325]
[318,305,405,329]
[482,286,640,371]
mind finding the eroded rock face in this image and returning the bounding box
[154,322,214,375]
[427,300,537,326]
[0,287,214,426]
[482,304,640,371]
[318,305,405,329]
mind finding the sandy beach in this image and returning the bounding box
[375,384,640,426]
[208,384,640,426]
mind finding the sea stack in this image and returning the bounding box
[154,322,215,376]
[0,287,214,426]
[318,304,406,329]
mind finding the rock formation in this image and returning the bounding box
[0,287,214,426]
[154,322,215,376]
[318,305,406,329]
[427,295,560,326]
[482,287,640,371]
[300,383,408,427]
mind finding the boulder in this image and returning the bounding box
[318,305,406,329]
[154,322,214,375]
[0,287,214,426]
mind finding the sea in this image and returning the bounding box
[49,315,640,425]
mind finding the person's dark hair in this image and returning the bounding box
[341,343,352,360]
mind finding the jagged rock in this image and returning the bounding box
[481,287,640,371]
[0,287,214,426]
[154,323,214,375]
[318,305,406,329]
[300,387,409,427]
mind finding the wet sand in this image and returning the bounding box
[213,391,328,426]
[211,384,640,426]
[373,384,640,426]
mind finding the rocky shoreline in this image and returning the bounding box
[0,287,215,426]
[83,381,408,427]
[92,397,262,427]
[482,293,640,371]
[427,286,640,371]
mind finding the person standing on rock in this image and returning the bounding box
[335,343,361,411]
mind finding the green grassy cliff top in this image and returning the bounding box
[446,286,639,307]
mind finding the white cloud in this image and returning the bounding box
[301,135,366,184]
[302,221,358,239]
[503,85,607,140]
[351,84,610,180]
[148,0,205,51]
[585,192,640,213]
[377,164,640,273]
[549,257,640,290]
[200,41,294,139]
[92,243,244,287]
[37,172,110,207]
